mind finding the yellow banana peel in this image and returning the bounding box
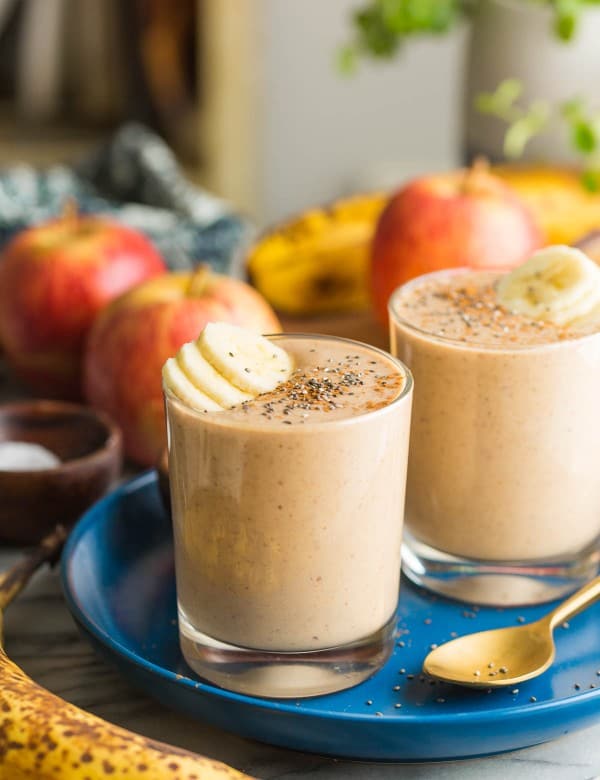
[0,528,253,780]
[247,167,600,319]
[494,165,600,245]
[246,193,387,315]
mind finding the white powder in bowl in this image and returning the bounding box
[0,441,61,471]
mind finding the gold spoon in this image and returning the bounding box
[423,575,600,688]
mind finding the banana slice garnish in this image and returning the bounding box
[163,322,293,410]
[197,322,293,395]
[162,358,224,411]
[497,245,600,326]
[177,342,252,408]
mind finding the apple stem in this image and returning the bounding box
[187,264,212,297]
[461,156,490,194]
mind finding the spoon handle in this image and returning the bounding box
[548,574,600,629]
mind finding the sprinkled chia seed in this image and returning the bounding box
[223,341,405,424]
[391,270,597,346]
[394,703,403,709]
[365,699,373,706]
[393,685,401,691]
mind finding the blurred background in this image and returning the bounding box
[3,0,600,468]
[0,0,465,225]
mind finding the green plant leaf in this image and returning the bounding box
[339,0,465,67]
[354,5,400,57]
[555,11,576,40]
[561,97,584,122]
[572,120,598,154]
[552,0,581,42]
[340,0,589,71]
[475,79,523,121]
[379,0,456,33]
[503,101,550,158]
[582,168,600,192]
[337,43,358,75]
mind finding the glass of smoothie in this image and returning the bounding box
[163,324,413,698]
[389,246,600,606]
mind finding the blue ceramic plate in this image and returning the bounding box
[61,472,600,761]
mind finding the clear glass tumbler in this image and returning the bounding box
[390,270,600,606]
[165,334,413,698]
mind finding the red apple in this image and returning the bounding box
[0,212,166,398]
[83,267,281,465]
[371,165,543,324]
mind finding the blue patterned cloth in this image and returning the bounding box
[0,123,251,274]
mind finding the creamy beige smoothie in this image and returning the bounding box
[165,335,412,654]
[390,267,600,563]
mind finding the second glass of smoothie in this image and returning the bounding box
[390,267,600,606]
[165,334,412,697]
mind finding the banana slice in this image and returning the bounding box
[162,358,223,412]
[497,245,600,325]
[198,322,293,394]
[177,342,252,407]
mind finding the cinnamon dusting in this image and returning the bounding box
[229,354,404,424]
[396,271,600,347]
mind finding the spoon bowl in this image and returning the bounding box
[424,617,555,687]
[423,574,600,688]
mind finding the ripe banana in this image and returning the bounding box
[0,528,253,780]
[163,323,293,408]
[246,193,387,315]
[494,164,600,245]
[497,245,600,326]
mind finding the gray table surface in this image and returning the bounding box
[2,364,600,779]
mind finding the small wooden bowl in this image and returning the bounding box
[0,401,122,544]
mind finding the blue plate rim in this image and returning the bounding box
[61,470,600,727]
